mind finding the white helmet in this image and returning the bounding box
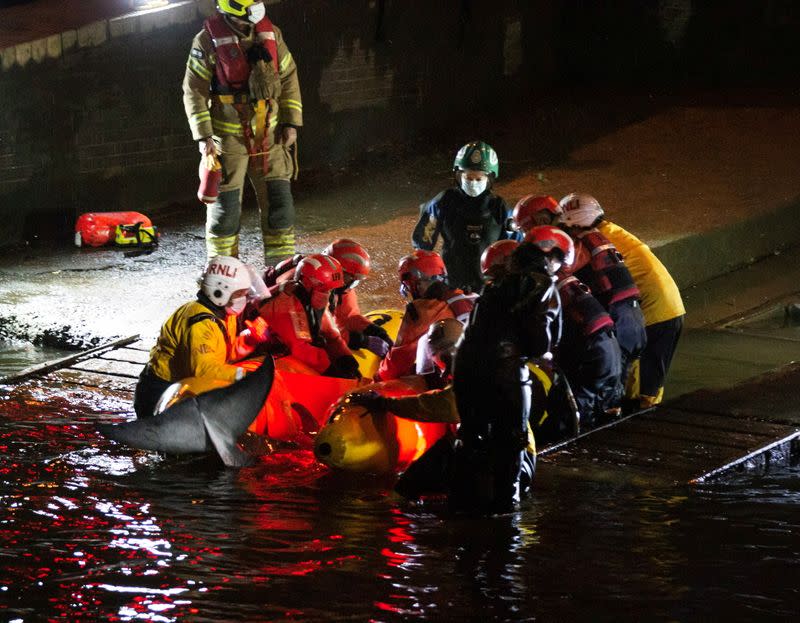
[200,256,252,307]
[558,193,604,228]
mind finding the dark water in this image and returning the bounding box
[0,384,798,622]
[0,342,73,377]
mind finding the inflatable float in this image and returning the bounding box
[153,309,405,446]
[313,376,452,474]
[74,211,154,247]
[312,361,568,474]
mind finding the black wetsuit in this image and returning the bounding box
[450,245,561,513]
[412,187,518,293]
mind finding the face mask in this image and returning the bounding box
[310,289,331,310]
[461,177,488,197]
[247,1,266,23]
[226,294,247,316]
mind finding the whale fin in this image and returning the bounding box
[98,357,275,466]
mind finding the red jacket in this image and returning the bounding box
[267,260,371,343]
[377,288,476,381]
[258,282,351,373]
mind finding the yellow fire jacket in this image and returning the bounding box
[148,300,252,383]
[182,18,303,143]
[598,220,685,326]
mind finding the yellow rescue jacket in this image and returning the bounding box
[182,19,303,142]
[598,220,685,325]
[148,300,245,384]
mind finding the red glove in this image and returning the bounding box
[243,317,270,346]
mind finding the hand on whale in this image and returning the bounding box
[97,357,275,467]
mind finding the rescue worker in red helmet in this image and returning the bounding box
[322,239,393,357]
[449,234,561,513]
[512,194,562,232]
[559,193,647,400]
[183,0,303,264]
[258,254,360,378]
[260,239,393,357]
[412,141,520,294]
[526,226,623,429]
[376,249,476,381]
[480,239,520,284]
[133,256,271,418]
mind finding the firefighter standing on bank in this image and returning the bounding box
[183,0,303,264]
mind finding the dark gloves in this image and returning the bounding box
[324,355,361,379]
[348,390,389,414]
[247,44,273,65]
[348,330,391,357]
[363,322,393,347]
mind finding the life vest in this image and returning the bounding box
[557,276,614,337]
[575,229,640,307]
[203,13,278,94]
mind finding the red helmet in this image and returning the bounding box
[397,249,447,299]
[296,253,345,293]
[512,195,561,231]
[480,239,519,277]
[523,225,576,268]
[322,238,371,280]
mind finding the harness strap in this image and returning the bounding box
[188,312,232,357]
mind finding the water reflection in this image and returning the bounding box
[0,381,798,621]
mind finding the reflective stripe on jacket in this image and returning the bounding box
[573,228,640,307]
[183,16,302,142]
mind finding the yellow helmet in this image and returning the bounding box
[216,0,259,17]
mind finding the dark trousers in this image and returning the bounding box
[132,365,172,419]
[559,328,622,428]
[640,315,684,398]
[610,298,647,385]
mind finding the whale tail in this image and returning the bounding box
[97,357,275,467]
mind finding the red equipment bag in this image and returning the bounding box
[75,212,153,247]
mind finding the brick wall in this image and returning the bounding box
[1,0,798,247]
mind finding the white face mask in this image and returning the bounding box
[247,2,266,23]
[461,177,488,197]
[226,294,247,316]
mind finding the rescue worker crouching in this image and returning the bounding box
[257,253,361,379]
[412,141,519,294]
[377,249,476,381]
[524,227,623,430]
[183,0,303,264]
[133,256,271,419]
[262,239,393,358]
[558,193,647,408]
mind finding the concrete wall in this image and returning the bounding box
[0,0,798,247]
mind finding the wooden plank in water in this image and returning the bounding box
[98,347,149,365]
[0,335,140,384]
[68,358,142,378]
[652,408,798,438]
[126,339,154,352]
[544,362,800,484]
[47,369,138,393]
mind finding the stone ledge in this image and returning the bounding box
[0,0,204,72]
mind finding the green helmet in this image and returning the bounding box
[453,141,499,178]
